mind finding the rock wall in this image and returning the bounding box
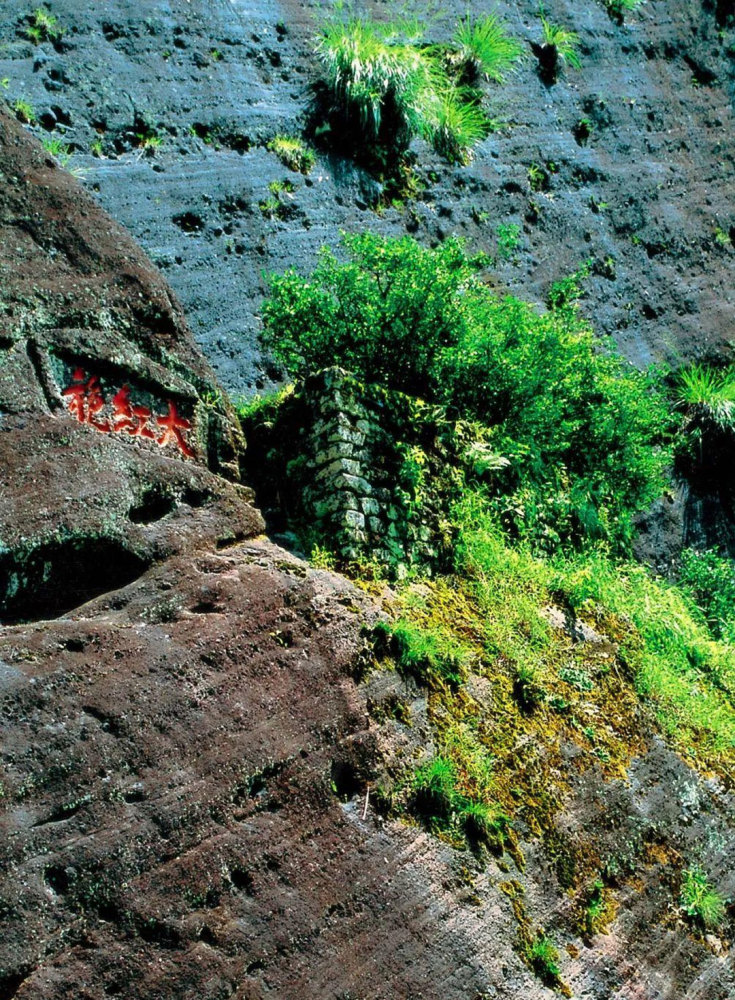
[243,368,462,575]
[1,0,734,395]
[3,61,735,1000]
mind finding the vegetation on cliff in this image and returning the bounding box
[249,232,734,978]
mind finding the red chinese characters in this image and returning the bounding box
[62,368,111,432]
[111,385,155,440]
[61,369,195,459]
[156,401,195,458]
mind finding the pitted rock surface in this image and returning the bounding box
[1,0,734,394]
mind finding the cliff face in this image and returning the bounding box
[3,4,735,999]
[1,0,734,395]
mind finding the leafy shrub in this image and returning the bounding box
[679,548,735,642]
[680,866,726,930]
[263,232,670,551]
[452,14,523,83]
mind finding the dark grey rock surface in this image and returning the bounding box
[1,0,734,393]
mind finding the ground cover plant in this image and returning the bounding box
[680,865,727,930]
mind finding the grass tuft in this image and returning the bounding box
[267,134,316,174]
[452,13,523,83]
[431,87,491,164]
[680,866,727,930]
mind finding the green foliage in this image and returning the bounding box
[460,799,508,847]
[411,752,508,848]
[680,866,726,930]
[262,233,482,396]
[578,878,616,938]
[25,6,63,44]
[12,98,36,124]
[431,87,491,165]
[676,363,735,432]
[412,756,457,823]
[679,548,735,642]
[555,545,735,757]
[714,225,732,247]
[235,385,294,425]
[314,16,438,145]
[605,0,645,22]
[263,233,670,552]
[267,134,316,174]
[373,618,472,687]
[452,13,523,83]
[527,162,547,191]
[495,222,521,261]
[539,15,582,73]
[310,544,337,570]
[448,494,735,767]
[526,933,562,984]
[675,364,735,473]
[41,136,71,165]
[313,12,516,166]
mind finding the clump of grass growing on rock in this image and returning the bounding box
[679,547,735,642]
[412,756,457,825]
[680,866,727,931]
[12,98,36,124]
[24,6,63,44]
[373,618,472,688]
[536,14,581,82]
[314,16,437,145]
[431,87,491,165]
[525,932,562,986]
[452,13,524,83]
[605,0,646,23]
[41,136,71,165]
[267,134,316,174]
[313,12,518,172]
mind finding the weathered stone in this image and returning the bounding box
[342,509,365,530]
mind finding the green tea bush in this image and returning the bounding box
[263,232,670,551]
